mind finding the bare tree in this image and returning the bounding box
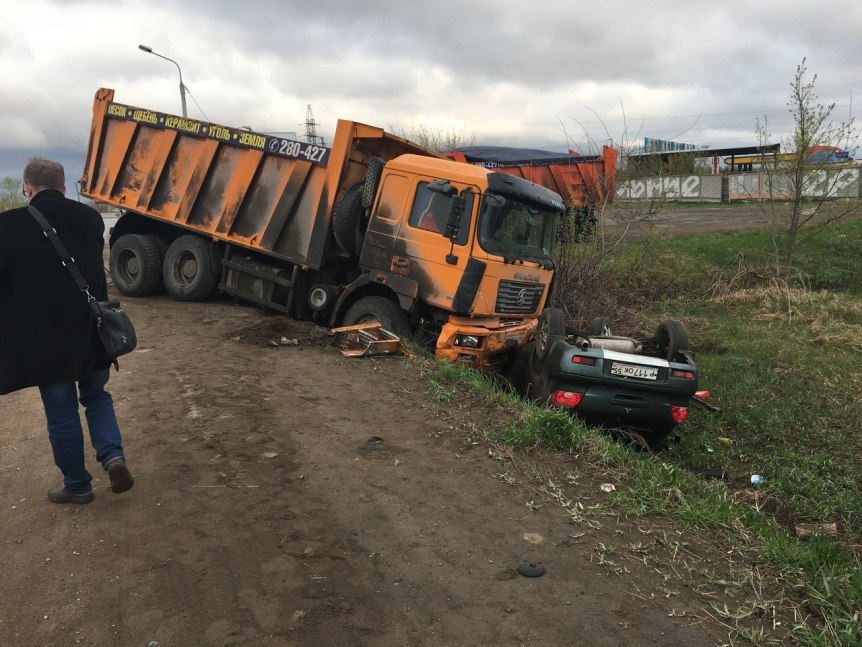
[757,58,860,277]
[0,177,28,211]
[395,123,477,153]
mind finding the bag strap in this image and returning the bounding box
[27,205,95,303]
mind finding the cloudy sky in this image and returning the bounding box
[1,0,860,183]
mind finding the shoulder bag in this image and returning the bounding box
[28,205,137,364]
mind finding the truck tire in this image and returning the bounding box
[589,316,613,337]
[655,319,689,362]
[109,233,164,297]
[332,183,366,257]
[162,235,220,301]
[534,308,566,361]
[342,296,410,338]
[362,157,385,209]
[145,234,170,293]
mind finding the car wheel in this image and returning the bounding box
[655,319,689,362]
[534,308,566,361]
[162,235,220,301]
[109,233,163,297]
[589,316,613,337]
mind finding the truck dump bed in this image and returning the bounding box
[80,88,437,269]
[443,146,617,208]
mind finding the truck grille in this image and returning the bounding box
[496,280,545,314]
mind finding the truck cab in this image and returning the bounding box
[353,154,564,370]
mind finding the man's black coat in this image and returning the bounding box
[0,189,108,394]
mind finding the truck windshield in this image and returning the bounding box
[477,193,557,262]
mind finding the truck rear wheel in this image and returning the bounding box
[163,235,220,301]
[332,183,366,257]
[342,296,410,337]
[110,233,163,297]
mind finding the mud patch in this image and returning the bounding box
[227,314,333,348]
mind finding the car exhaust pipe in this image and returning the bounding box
[577,336,643,354]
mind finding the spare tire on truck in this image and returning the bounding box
[332,183,367,257]
[162,235,220,301]
[110,233,164,297]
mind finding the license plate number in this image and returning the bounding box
[610,362,658,380]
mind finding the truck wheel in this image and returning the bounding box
[342,296,410,338]
[333,183,366,257]
[109,233,164,297]
[534,308,566,361]
[589,316,613,337]
[144,234,169,293]
[362,157,385,209]
[163,235,220,301]
[655,319,689,362]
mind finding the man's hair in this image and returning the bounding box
[23,158,65,191]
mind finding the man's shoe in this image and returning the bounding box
[107,459,134,494]
[48,487,94,504]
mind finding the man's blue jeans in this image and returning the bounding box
[38,368,125,495]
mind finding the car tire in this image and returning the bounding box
[655,319,689,362]
[589,316,613,337]
[534,308,566,361]
[109,233,163,297]
[162,235,220,301]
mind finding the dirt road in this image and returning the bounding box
[0,292,740,646]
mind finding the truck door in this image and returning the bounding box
[392,179,475,311]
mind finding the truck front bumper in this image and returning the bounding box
[435,317,537,372]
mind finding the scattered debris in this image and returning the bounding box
[331,322,412,359]
[522,533,544,545]
[795,522,838,539]
[280,337,299,346]
[260,452,278,459]
[599,483,616,493]
[717,437,734,446]
[750,474,764,486]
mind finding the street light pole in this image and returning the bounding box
[138,44,187,118]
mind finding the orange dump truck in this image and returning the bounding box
[443,146,617,239]
[80,88,566,370]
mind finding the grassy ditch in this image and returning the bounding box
[427,217,862,645]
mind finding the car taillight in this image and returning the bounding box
[672,369,695,379]
[571,355,596,366]
[671,406,688,423]
[551,390,583,407]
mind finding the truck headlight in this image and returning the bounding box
[454,334,483,349]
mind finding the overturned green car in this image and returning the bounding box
[510,308,699,448]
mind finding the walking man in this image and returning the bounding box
[0,158,133,503]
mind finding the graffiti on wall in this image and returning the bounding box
[617,175,702,200]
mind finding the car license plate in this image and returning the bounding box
[610,362,658,380]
